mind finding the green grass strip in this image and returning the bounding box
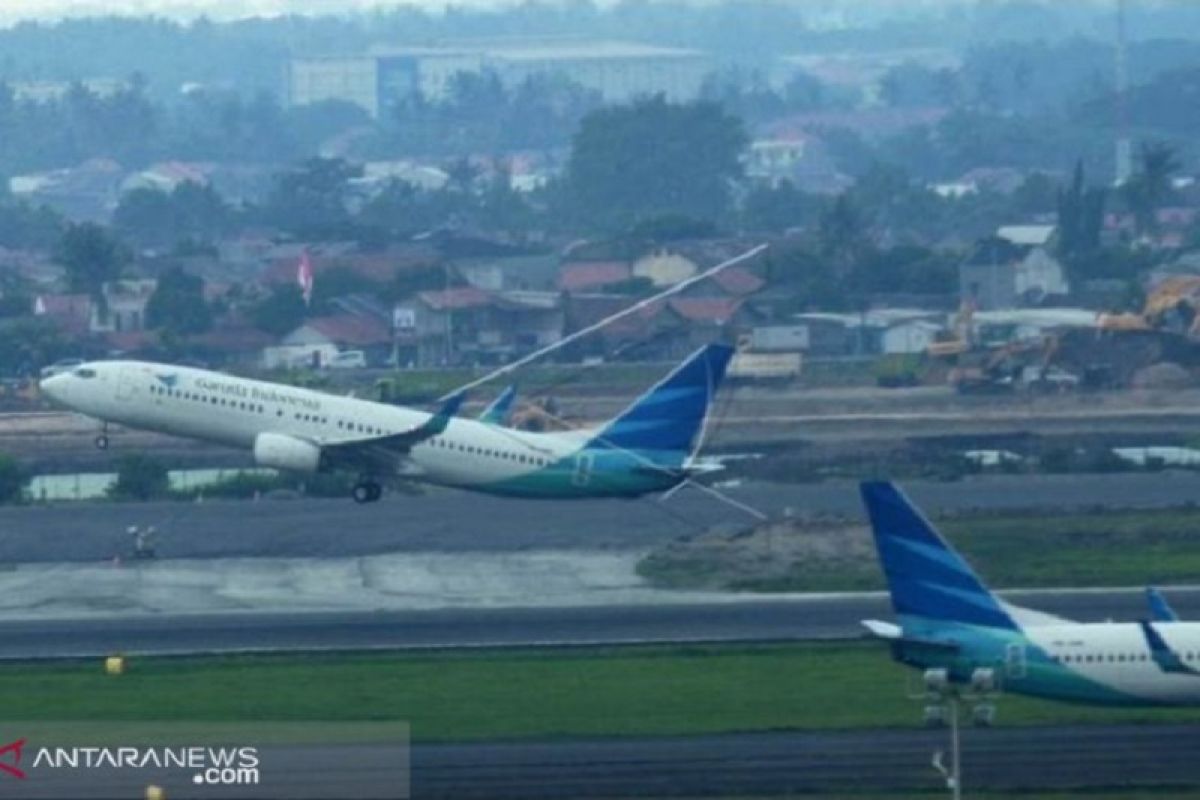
[0,642,1195,742]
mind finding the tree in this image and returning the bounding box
[1122,142,1181,235]
[55,223,127,298]
[146,267,212,336]
[564,97,747,232]
[742,180,812,233]
[251,285,307,336]
[0,453,27,504]
[818,193,870,270]
[108,453,169,501]
[1056,161,1105,264]
[263,158,362,238]
[0,318,68,377]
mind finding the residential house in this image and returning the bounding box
[9,158,125,222]
[33,293,92,337]
[557,261,632,293]
[630,240,766,289]
[791,309,946,357]
[563,294,756,361]
[92,279,157,334]
[457,253,561,292]
[395,286,564,366]
[266,314,394,369]
[959,225,1068,310]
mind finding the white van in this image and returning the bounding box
[327,350,367,369]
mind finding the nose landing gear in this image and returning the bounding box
[94,422,111,450]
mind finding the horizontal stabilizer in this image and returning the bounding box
[861,620,960,652]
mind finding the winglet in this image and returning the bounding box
[1140,620,1197,674]
[1147,587,1180,622]
[479,385,517,426]
[424,391,466,436]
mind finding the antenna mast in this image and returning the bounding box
[1114,0,1132,185]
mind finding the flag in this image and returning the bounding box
[297,249,314,306]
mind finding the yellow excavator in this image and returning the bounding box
[1098,276,1200,337]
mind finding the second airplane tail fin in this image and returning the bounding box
[588,343,734,458]
[860,481,1020,632]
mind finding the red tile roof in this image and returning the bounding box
[36,293,91,318]
[417,286,493,311]
[35,294,92,335]
[305,315,392,346]
[711,267,765,296]
[666,297,744,324]
[558,261,631,292]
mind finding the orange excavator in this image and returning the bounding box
[1098,276,1200,337]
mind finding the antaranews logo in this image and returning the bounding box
[11,741,260,787]
[0,738,27,780]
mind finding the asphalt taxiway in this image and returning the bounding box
[11,724,1199,798]
[4,587,1200,659]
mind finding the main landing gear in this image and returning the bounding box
[95,423,110,450]
[352,480,383,504]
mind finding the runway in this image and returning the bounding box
[5,587,1200,659]
[411,724,1200,798]
[4,472,1200,563]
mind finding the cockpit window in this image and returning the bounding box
[73,368,97,379]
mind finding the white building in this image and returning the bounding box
[960,225,1070,310]
[289,40,710,118]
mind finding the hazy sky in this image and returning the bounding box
[2,0,535,25]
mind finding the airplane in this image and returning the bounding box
[39,344,734,504]
[860,481,1200,706]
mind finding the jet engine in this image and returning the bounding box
[253,432,322,473]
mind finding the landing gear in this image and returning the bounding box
[94,434,109,450]
[352,480,383,504]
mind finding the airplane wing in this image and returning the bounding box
[320,392,466,473]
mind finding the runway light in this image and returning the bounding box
[104,655,126,676]
[145,784,166,800]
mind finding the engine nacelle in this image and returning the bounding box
[253,432,322,474]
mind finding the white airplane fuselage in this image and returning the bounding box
[39,360,681,499]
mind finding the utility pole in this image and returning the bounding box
[1114,0,1132,185]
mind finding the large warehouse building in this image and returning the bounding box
[289,40,710,117]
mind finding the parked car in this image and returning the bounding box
[326,350,367,370]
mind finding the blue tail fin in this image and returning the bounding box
[479,385,517,426]
[588,343,734,455]
[860,481,1019,631]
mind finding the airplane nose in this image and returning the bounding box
[39,374,66,403]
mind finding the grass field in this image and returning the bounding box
[645,507,1200,593]
[1,642,1195,742]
